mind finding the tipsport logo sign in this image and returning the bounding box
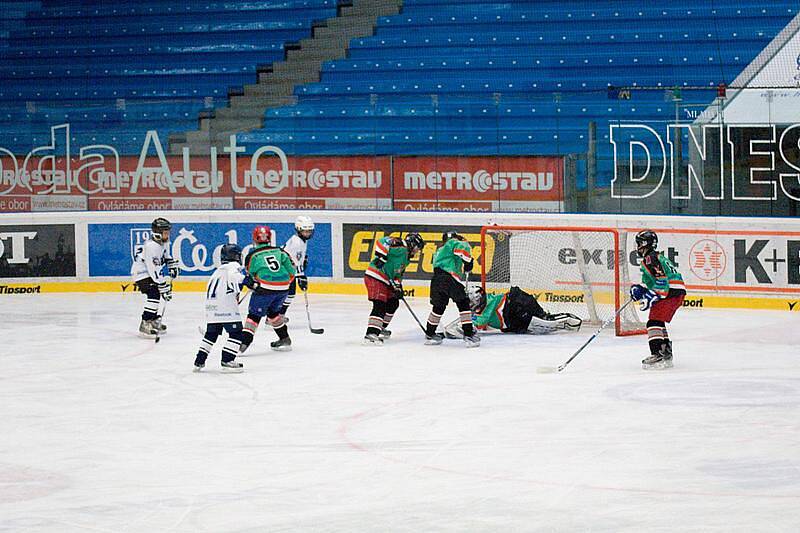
[88,222,332,278]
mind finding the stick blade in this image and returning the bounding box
[536,366,558,374]
[309,326,324,334]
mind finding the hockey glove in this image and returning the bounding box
[167,258,180,279]
[297,275,308,292]
[242,275,256,290]
[463,258,474,272]
[629,284,648,301]
[158,281,173,301]
[638,289,661,311]
[390,280,404,299]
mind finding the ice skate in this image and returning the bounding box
[642,342,673,370]
[425,333,444,345]
[153,317,167,333]
[379,328,392,339]
[270,337,292,352]
[193,359,205,373]
[221,360,244,373]
[463,334,481,348]
[362,333,384,346]
[238,342,250,355]
[138,319,158,338]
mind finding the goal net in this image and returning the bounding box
[480,226,646,336]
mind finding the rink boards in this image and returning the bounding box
[0,210,798,312]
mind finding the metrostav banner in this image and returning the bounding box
[392,156,564,212]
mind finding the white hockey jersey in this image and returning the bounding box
[131,239,171,284]
[204,262,246,324]
[283,235,308,275]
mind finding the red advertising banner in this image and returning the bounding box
[0,153,392,212]
[0,148,563,213]
[392,156,564,212]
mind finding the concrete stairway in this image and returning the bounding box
[169,0,402,155]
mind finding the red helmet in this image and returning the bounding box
[252,225,272,245]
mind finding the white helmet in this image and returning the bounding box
[295,216,315,240]
[467,284,486,312]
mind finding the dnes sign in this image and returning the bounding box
[610,123,800,202]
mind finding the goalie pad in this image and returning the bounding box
[443,313,582,338]
[527,313,583,334]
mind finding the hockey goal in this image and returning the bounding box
[480,225,646,336]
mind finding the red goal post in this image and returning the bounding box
[480,225,646,336]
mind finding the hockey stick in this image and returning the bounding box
[302,289,324,334]
[155,303,167,344]
[536,298,634,374]
[237,286,250,305]
[400,296,428,334]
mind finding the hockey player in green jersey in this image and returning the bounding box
[424,231,480,347]
[629,230,686,370]
[363,232,425,345]
[442,286,582,338]
[241,225,297,353]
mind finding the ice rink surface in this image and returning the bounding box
[1,292,799,532]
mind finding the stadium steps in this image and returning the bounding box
[169,0,403,155]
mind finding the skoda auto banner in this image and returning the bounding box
[393,156,564,212]
[0,151,391,212]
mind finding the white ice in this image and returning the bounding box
[1,292,800,532]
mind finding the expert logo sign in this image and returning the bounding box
[689,239,726,281]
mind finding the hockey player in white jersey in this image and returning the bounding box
[279,216,314,317]
[194,244,250,373]
[130,218,180,338]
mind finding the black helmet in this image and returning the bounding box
[442,231,462,243]
[404,232,425,252]
[635,230,658,257]
[220,243,242,264]
[151,217,172,243]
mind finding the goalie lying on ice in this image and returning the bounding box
[444,286,583,337]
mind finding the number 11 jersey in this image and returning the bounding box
[205,261,246,323]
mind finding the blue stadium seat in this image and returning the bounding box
[0,0,335,152]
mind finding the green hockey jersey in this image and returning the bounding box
[474,292,507,330]
[640,251,685,298]
[245,245,296,291]
[433,238,473,277]
[365,236,410,285]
